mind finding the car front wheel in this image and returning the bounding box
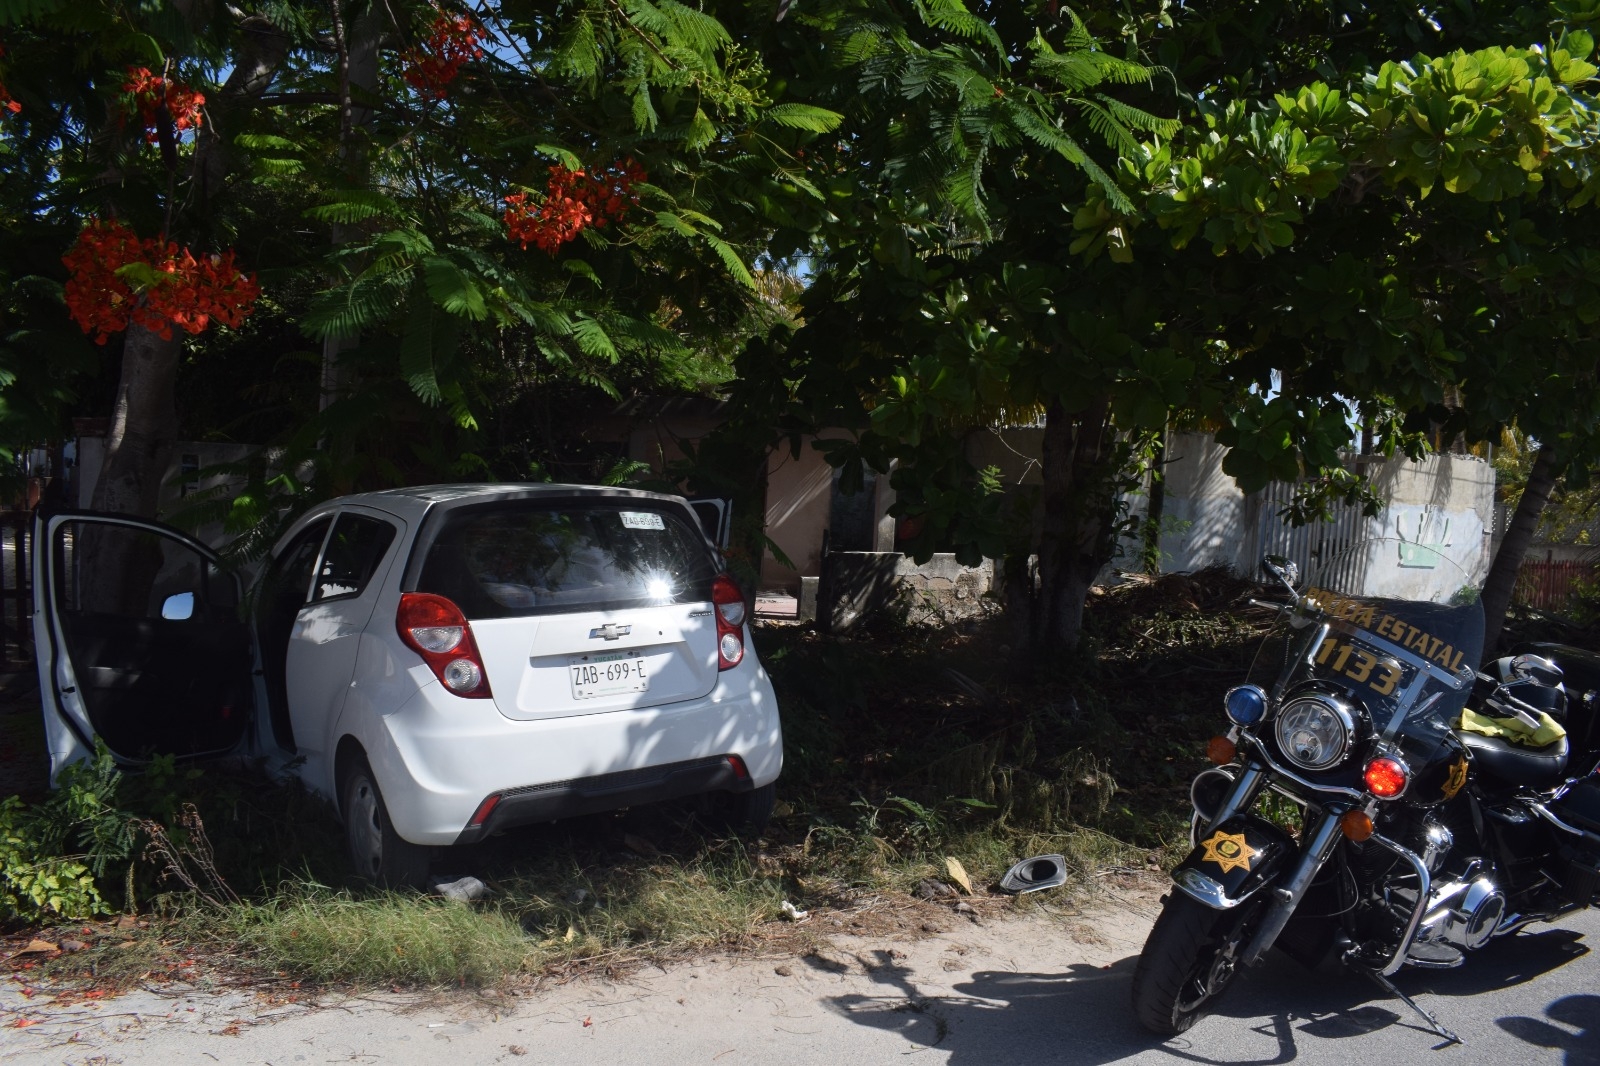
[342,758,431,888]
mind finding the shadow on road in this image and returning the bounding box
[1496,994,1600,1065]
[824,921,1594,1064]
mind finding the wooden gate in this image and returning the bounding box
[1514,559,1599,614]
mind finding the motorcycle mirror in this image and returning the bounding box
[1511,654,1563,688]
[1261,554,1300,593]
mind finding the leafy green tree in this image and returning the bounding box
[0,1,825,537]
[730,0,1600,653]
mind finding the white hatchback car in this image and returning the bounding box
[33,484,783,885]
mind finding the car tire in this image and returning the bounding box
[341,757,431,889]
[716,782,776,836]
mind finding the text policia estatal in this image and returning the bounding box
[1306,588,1467,673]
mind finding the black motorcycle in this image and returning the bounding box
[1130,539,1600,1041]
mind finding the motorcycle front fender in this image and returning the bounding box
[1171,814,1297,910]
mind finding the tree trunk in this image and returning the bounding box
[321,0,384,410]
[1481,445,1559,654]
[1009,396,1120,654]
[1141,425,1167,574]
[192,13,291,209]
[89,324,183,517]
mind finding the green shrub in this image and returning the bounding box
[0,742,136,923]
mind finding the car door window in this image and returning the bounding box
[48,518,249,760]
[257,517,330,751]
[315,513,397,602]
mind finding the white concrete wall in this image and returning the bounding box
[73,437,255,549]
[1126,433,1497,585]
[760,435,847,590]
[737,422,1500,596]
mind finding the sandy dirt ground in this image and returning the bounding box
[0,880,1167,1066]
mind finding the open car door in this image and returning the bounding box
[33,511,253,779]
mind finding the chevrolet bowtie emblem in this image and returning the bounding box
[590,623,631,641]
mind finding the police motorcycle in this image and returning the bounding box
[1130,539,1600,1041]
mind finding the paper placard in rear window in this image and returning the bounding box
[620,511,665,530]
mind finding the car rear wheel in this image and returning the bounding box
[715,782,776,836]
[342,758,431,888]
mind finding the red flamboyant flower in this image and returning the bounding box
[0,45,20,115]
[62,220,260,344]
[403,12,486,99]
[504,159,646,254]
[122,66,205,142]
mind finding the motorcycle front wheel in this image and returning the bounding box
[1131,891,1260,1036]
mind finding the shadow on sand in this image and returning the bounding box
[824,920,1595,1064]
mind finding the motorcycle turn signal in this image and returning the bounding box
[1206,735,1237,765]
[1339,809,1375,842]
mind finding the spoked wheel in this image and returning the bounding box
[1131,891,1260,1036]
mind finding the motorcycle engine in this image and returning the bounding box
[1414,875,1507,953]
[1405,814,1505,961]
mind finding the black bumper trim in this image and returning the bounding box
[453,755,750,844]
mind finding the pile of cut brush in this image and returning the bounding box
[1088,565,1277,671]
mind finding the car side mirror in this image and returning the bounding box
[1261,555,1300,594]
[160,591,195,621]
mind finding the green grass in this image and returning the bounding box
[214,831,792,986]
[204,818,1152,988]
[226,890,532,986]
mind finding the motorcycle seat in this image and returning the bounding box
[1454,728,1569,787]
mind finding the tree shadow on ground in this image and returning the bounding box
[824,918,1594,1065]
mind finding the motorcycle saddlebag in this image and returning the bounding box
[1551,776,1600,837]
[1548,777,1600,906]
[1172,814,1297,910]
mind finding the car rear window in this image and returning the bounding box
[415,502,717,618]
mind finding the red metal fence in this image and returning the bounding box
[1514,560,1599,614]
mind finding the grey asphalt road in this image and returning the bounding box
[989,909,1600,1066]
[3,904,1595,1065]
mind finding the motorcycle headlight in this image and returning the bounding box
[1274,693,1356,771]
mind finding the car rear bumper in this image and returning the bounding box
[348,663,782,845]
[450,754,756,844]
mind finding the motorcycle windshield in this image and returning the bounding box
[1251,539,1484,744]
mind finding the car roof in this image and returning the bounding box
[331,483,683,522]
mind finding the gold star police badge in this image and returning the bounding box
[1442,755,1468,800]
[1199,829,1258,874]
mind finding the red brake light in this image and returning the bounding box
[1363,755,1409,798]
[397,592,492,699]
[712,574,745,670]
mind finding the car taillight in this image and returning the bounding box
[397,592,492,699]
[712,573,745,671]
